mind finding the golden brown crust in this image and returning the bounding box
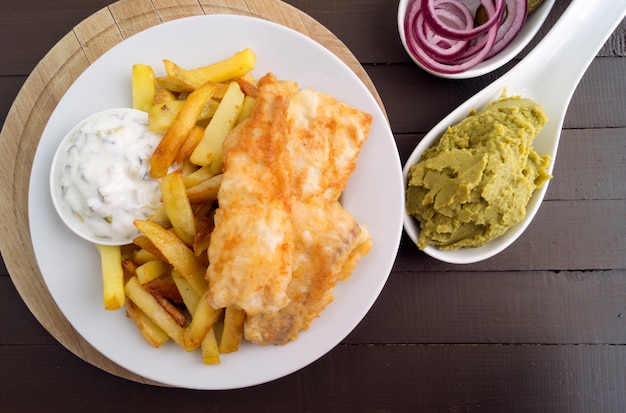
[206,74,295,315]
[206,73,373,344]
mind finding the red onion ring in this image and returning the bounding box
[422,0,505,40]
[414,12,470,60]
[403,0,528,74]
[486,0,528,58]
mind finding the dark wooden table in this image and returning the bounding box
[1,0,625,411]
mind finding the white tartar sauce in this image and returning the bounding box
[51,108,163,245]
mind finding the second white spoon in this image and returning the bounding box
[403,0,626,264]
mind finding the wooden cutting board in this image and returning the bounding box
[0,0,385,386]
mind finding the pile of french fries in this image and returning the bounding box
[96,48,258,364]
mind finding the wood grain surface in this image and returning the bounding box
[0,0,385,386]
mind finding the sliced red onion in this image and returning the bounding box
[409,21,498,74]
[421,0,505,40]
[414,11,470,60]
[485,0,528,58]
[403,0,528,74]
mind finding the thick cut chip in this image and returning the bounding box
[189,81,244,167]
[186,174,222,205]
[134,220,208,296]
[125,298,170,348]
[188,48,256,84]
[132,64,156,112]
[125,276,185,348]
[175,125,205,164]
[219,306,246,353]
[183,291,223,351]
[201,328,221,364]
[97,244,125,311]
[172,270,201,315]
[150,81,219,177]
[161,170,196,246]
[148,100,185,132]
[135,259,170,285]
[162,59,205,90]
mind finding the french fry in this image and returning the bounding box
[145,277,183,303]
[133,235,168,263]
[136,259,170,285]
[121,258,137,281]
[120,243,140,258]
[211,82,231,100]
[190,81,244,167]
[186,174,222,204]
[219,306,246,353]
[149,100,185,132]
[134,220,208,296]
[148,203,171,228]
[132,64,156,112]
[156,75,196,93]
[153,88,177,105]
[193,216,215,256]
[183,291,223,351]
[163,59,205,90]
[237,95,257,124]
[188,48,256,84]
[125,298,170,348]
[183,164,221,188]
[172,270,201,315]
[180,158,198,176]
[192,201,215,220]
[237,76,258,98]
[161,170,196,246]
[125,276,185,348]
[112,50,262,364]
[175,125,205,164]
[152,293,187,327]
[201,328,221,364]
[197,99,220,122]
[150,81,220,177]
[132,248,159,265]
[96,244,125,310]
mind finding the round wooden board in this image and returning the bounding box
[0,0,386,386]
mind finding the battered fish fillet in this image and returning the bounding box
[244,201,372,345]
[206,73,373,344]
[206,76,294,315]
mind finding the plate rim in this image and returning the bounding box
[0,1,386,387]
[24,12,404,389]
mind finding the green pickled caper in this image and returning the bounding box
[528,0,545,13]
[475,5,489,26]
[475,0,545,28]
[474,4,507,27]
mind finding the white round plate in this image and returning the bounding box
[28,15,404,390]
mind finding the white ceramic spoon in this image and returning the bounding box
[403,0,626,264]
[397,0,556,79]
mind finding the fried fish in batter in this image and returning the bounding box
[206,76,294,315]
[206,73,373,344]
[245,200,372,345]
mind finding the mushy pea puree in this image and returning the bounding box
[406,95,552,250]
